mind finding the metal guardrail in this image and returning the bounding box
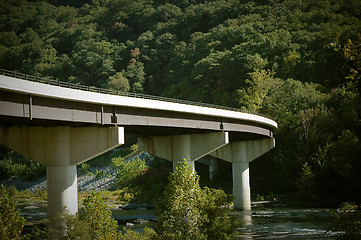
[0,68,269,118]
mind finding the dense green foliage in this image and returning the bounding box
[1,0,360,101]
[112,155,148,189]
[2,165,233,239]
[1,0,361,206]
[111,150,171,203]
[331,202,361,240]
[80,192,119,240]
[0,185,26,240]
[36,191,156,239]
[133,167,170,203]
[0,150,46,181]
[155,159,235,240]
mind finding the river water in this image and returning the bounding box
[113,207,338,239]
[19,204,338,239]
[234,207,337,239]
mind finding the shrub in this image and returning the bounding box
[0,185,25,239]
[119,227,156,240]
[95,169,105,179]
[0,152,27,179]
[46,210,91,240]
[331,202,361,240]
[201,187,235,240]
[79,163,90,175]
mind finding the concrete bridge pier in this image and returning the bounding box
[138,132,229,171]
[46,165,78,216]
[198,155,220,180]
[211,138,275,210]
[209,156,219,180]
[0,126,124,217]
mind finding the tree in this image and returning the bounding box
[156,159,206,240]
[155,159,235,240]
[124,61,145,92]
[108,72,130,91]
[79,192,119,240]
[238,69,282,113]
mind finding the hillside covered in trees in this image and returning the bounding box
[1,0,361,206]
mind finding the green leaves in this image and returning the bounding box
[155,159,234,240]
[0,186,25,240]
[80,192,119,240]
[112,156,147,189]
[238,69,282,113]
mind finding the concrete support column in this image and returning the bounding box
[209,156,219,180]
[210,138,275,210]
[0,126,124,218]
[171,135,193,171]
[231,141,250,210]
[47,165,78,216]
[232,161,251,210]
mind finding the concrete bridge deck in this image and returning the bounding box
[0,69,277,217]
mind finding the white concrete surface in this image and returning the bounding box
[0,75,277,129]
[210,138,275,210]
[0,126,124,166]
[0,126,124,217]
[138,132,229,171]
[209,156,219,180]
[47,165,78,216]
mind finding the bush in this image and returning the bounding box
[119,227,156,240]
[0,185,26,239]
[46,211,91,240]
[95,169,105,179]
[37,192,154,240]
[79,163,90,175]
[331,202,361,240]
[201,187,235,240]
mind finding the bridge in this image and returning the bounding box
[0,69,277,217]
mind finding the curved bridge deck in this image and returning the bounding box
[0,69,277,214]
[0,69,276,141]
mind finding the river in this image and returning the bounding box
[234,207,337,239]
[113,207,337,239]
[19,204,338,239]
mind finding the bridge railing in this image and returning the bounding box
[0,69,270,118]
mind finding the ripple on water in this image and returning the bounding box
[236,207,337,239]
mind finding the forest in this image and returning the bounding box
[1,0,361,207]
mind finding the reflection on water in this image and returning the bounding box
[112,207,338,239]
[235,208,337,239]
[18,203,338,239]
